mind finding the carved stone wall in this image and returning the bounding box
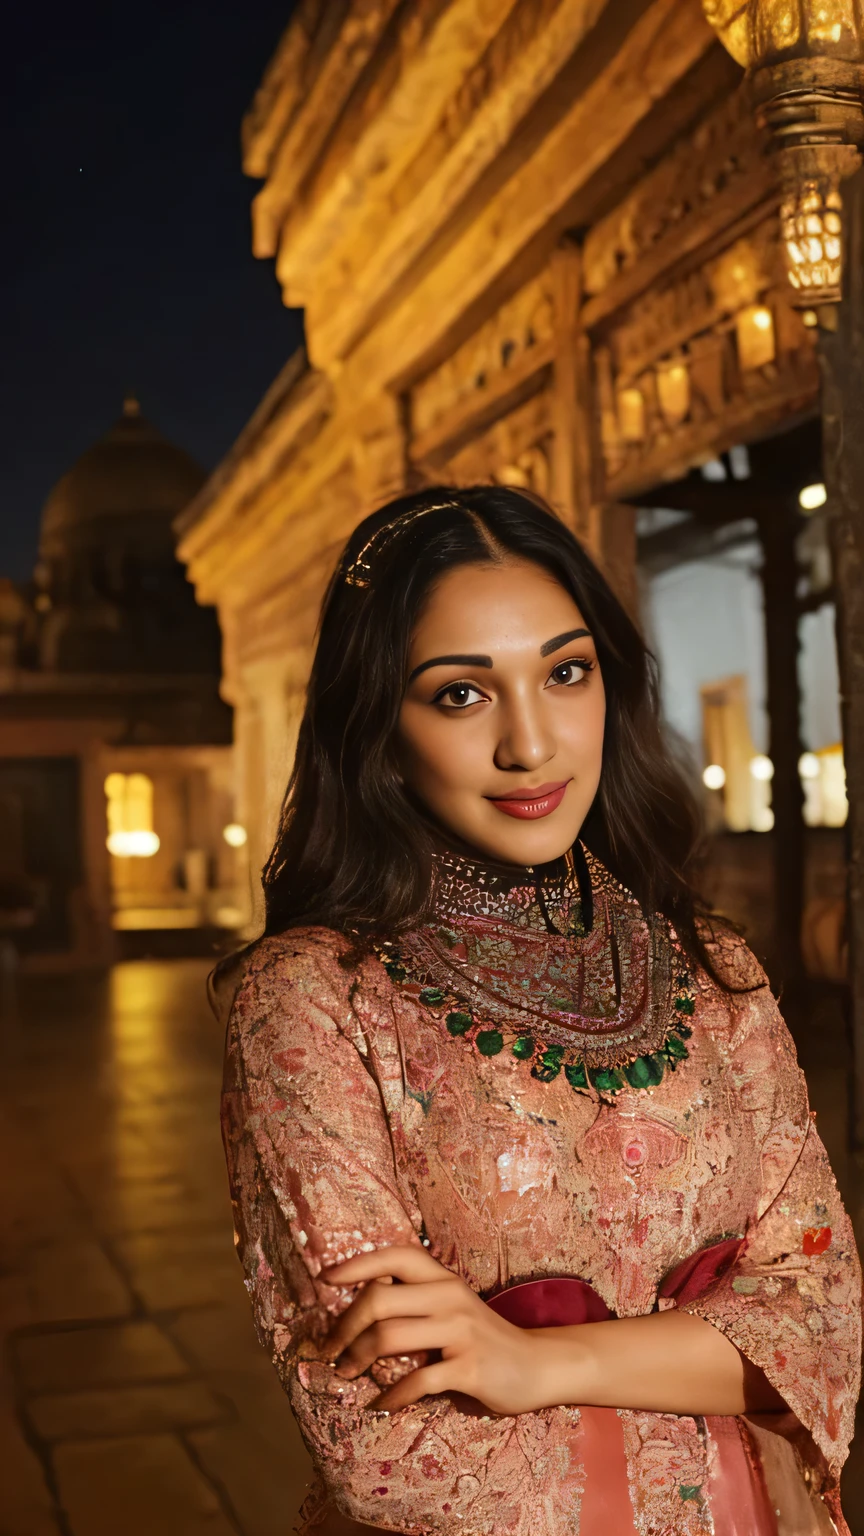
[590,215,819,498]
[411,270,555,440]
[437,391,554,491]
[582,88,774,306]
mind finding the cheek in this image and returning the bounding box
[397,713,481,795]
[561,686,606,765]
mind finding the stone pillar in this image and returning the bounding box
[820,166,864,1144]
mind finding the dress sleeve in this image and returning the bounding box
[219,932,570,1536]
[679,971,862,1481]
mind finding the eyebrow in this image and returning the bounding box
[408,653,493,684]
[540,627,591,656]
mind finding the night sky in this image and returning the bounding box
[4,1,302,581]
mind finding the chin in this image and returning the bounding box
[467,814,583,868]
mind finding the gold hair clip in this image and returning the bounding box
[343,501,461,588]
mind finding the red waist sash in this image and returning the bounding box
[484,1239,778,1536]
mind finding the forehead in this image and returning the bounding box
[410,560,586,652]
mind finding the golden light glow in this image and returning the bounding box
[750,754,775,782]
[704,0,864,73]
[222,823,248,848]
[617,388,646,443]
[799,481,827,510]
[701,1,864,306]
[107,830,161,858]
[105,772,159,858]
[703,763,727,790]
[782,183,843,303]
[799,751,821,779]
[656,364,691,427]
[735,304,776,369]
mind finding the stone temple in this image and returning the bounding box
[0,397,240,968]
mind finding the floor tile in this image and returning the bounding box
[26,1241,134,1324]
[0,1399,62,1536]
[110,1227,242,1309]
[27,1380,227,1441]
[15,1320,189,1395]
[189,1421,310,1536]
[53,1433,236,1536]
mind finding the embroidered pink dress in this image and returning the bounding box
[218,849,861,1536]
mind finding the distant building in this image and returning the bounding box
[0,397,240,968]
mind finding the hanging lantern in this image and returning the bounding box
[617,387,647,443]
[702,0,864,305]
[655,362,691,426]
[735,302,777,367]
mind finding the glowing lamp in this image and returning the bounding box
[798,751,821,778]
[799,481,827,510]
[223,823,248,848]
[656,364,691,427]
[702,0,864,306]
[782,183,843,302]
[753,807,776,832]
[617,388,646,443]
[735,305,776,370]
[750,754,775,781]
[107,830,160,858]
[703,764,727,790]
[104,772,158,858]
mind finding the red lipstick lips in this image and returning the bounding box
[486,780,571,820]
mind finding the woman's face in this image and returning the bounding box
[397,559,606,866]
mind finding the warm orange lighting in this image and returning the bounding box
[107,830,160,858]
[799,481,827,511]
[736,304,776,369]
[223,823,248,848]
[618,388,646,443]
[656,364,691,427]
[105,772,159,858]
[782,183,843,303]
[702,1,864,306]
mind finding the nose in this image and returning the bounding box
[493,687,556,773]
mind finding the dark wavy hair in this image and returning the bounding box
[259,484,727,978]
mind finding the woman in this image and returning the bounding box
[216,486,861,1536]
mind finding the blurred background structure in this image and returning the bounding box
[5,0,864,1532]
[0,396,238,970]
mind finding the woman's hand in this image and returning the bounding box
[319,1244,568,1415]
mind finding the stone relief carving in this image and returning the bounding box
[582,89,774,300]
[594,221,818,490]
[411,270,556,439]
[436,392,553,489]
[389,0,566,224]
[608,223,781,384]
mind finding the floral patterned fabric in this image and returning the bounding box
[217,852,861,1536]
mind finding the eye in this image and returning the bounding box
[433,681,487,709]
[547,657,594,688]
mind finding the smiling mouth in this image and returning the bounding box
[486,780,571,820]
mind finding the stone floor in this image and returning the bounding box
[1,959,862,1535]
[1,960,312,1536]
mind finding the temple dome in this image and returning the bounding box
[39,396,206,560]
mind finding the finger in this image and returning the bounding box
[323,1244,450,1287]
[369,1360,454,1413]
[336,1317,456,1377]
[323,1281,458,1360]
